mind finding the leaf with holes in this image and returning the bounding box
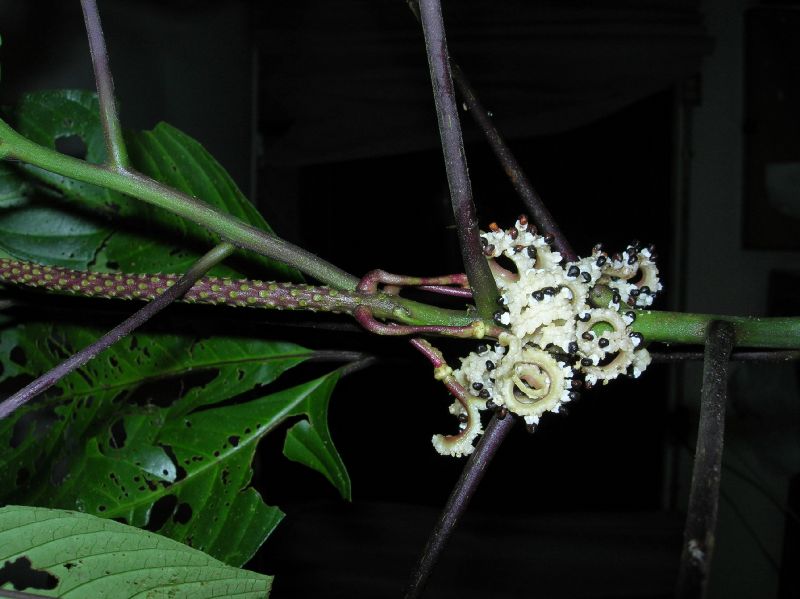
[0,161,109,268]
[0,323,349,566]
[8,89,300,279]
[0,505,272,598]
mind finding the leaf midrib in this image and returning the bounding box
[50,351,311,403]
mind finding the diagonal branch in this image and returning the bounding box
[417,0,499,319]
[0,243,234,419]
[81,0,129,170]
[404,412,516,598]
[450,62,577,262]
[406,0,576,262]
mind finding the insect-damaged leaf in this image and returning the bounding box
[0,505,273,598]
[0,324,350,567]
[6,89,301,280]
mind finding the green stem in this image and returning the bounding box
[0,119,359,291]
[633,310,800,349]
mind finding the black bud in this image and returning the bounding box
[485,360,496,371]
[477,344,488,354]
[567,341,579,354]
[598,337,610,348]
[625,311,636,322]
[472,382,483,391]
[527,246,537,259]
[568,391,581,402]
[458,413,469,423]
[567,265,580,278]
[543,233,555,245]
[581,272,592,283]
[581,357,593,367]
[581,331,594,341]
[532,290,545,301]
[596,255,607,267]
[479,388,490,399]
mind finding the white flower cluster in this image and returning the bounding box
[433,219,661,457]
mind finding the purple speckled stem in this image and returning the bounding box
[0,258,490,335]
[0,258,358,315]
[0,244,235,419]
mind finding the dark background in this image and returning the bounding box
[0,1,798,598]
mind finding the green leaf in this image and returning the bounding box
[283,373,350,499]
[0,324,349,565]
[0,162,109,268]
[0,505,272,598]
[0,162,31,208]
[8,89,300,280]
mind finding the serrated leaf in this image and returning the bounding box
[0,505,272,598]
[0,324,349,565]
[9,89,300,280]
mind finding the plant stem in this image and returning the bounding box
[81,0,129,170]
[1,258,798,348]
[0,120,358,291]
[451,63,577,262]
[406,0,576,261]
[417,0,499,319]
[404,413,516,598]
[675,320,735,599]
[0,258,476,329]
[633,310,800,349]
[0,243,235,419]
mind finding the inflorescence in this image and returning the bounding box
[433,217,662,457]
